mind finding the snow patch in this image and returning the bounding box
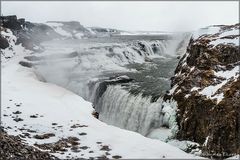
[219,29,239,37]
[199,66,239,103]
[210,37,239,46]
[192,26,221,40]
[214,65,239,79]
[191,87,200,92]
[168,85,178,95]
[203,136,209,146]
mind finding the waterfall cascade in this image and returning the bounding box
[32,34,191,141]
[94,85,164,136]
[87,35,190,139]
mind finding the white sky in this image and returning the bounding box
[2,1,239,32]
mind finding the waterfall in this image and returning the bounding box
[94,85,164,136]
[91,83,179,141]
[131,40,170,57]
[32,35,190,140]
[84,36,190,138]
[34,39,172,102]
[63,39,175,101]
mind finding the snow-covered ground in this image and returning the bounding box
[1,29,202,159]
[192,25,239,46]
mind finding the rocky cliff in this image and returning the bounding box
[0,15,62,51]
[0,15,136,49]
[168,24,239,158]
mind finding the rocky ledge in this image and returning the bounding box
[167,24,239,158]
[0,129,57,160]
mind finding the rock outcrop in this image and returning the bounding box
[0,34,9,49]
[168,24,240,158]
[1,15,62,50]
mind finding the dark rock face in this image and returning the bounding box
[1,15,61,51]
[0,130,57,159]
[205,80,240,158]
[0,15,22,30]
[169,23,240,158]
[15,22,61,50]
[0,35,9,49]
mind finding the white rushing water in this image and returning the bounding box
[31,34,190,141]
[36,38,178,98]
[95,85,164,136]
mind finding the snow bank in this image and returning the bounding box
[192,26,221,40]
[210,27,239,46]
[210,37,239,47]
[192,25,239,47]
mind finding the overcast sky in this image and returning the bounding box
[2,1,239,32]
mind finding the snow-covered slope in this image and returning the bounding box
[46,21,90,39]
[1,24,201,159]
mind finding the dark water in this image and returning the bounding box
[102,57,179,101]
[45,34,172,44]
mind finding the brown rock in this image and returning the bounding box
[0,130,57,159]
[169,24,240,158]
